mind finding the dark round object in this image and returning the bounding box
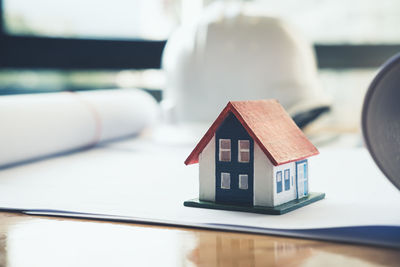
[362,53,400,191]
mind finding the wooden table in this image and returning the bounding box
[0,212,398,266]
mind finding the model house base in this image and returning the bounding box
[184,192,325,215]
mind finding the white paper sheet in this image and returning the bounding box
[0,89,159,167]
[0,137,399,233]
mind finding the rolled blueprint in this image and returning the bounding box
[0,89,159,167]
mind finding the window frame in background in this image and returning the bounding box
[0,0,399,70]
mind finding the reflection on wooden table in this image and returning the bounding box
[0,212,398,267]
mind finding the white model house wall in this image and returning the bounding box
[253,143,274,207]
[198,135,300,207]
[198,135,215,202]
[273,162,297,206]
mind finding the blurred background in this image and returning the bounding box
[1,0,400,147]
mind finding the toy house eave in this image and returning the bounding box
[184,100,319,166]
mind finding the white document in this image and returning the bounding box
[0,89,159,167]
[0,136,399,246]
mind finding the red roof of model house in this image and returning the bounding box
[185,99,319,166]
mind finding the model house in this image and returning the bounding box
[184,99,324,214]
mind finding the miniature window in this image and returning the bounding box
[304,164,308,195]
[219,139,231,162]
[291,172,294,186]
[276,171,282,193]
[238,140,250,163]
[304,164,308,180]
[239,174,248,190]
[221,172,231,189]
[284,169,290,191]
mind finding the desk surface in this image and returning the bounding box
[0,212,398,266]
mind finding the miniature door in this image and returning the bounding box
[215,113,254,206]
[296,160,308,198]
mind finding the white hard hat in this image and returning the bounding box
[162,2,330,124]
